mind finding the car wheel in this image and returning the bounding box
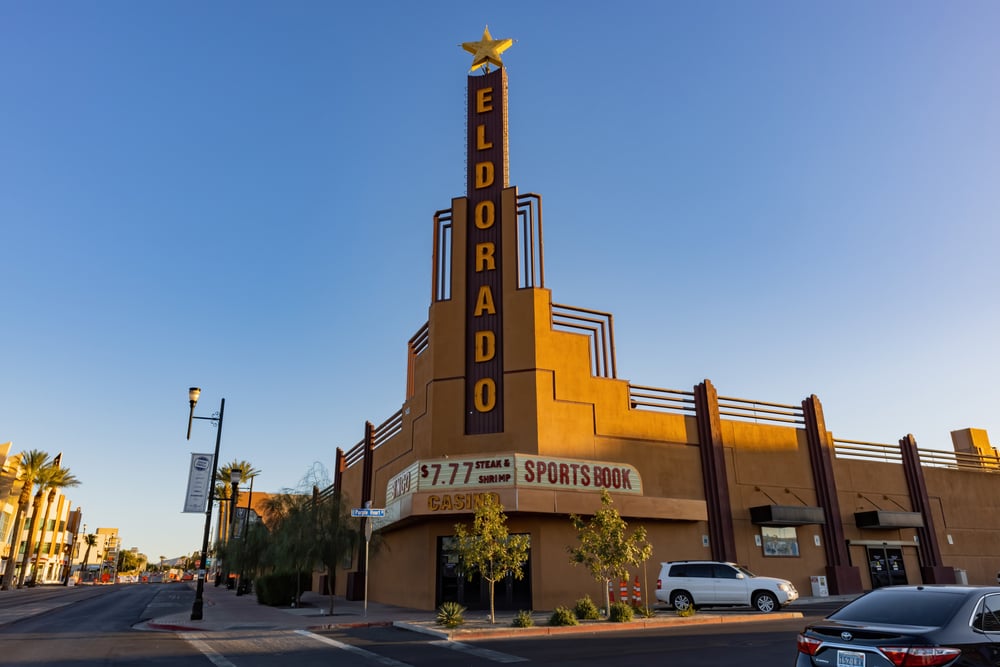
[753,591,778,613]
[671,590,694,611]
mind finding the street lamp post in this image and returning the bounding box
[226,469,240,589]
[186,387,226,621]
[235,474,255,596]
[63,519,82,587]
[228,470,240,543]
[109,537,120,584]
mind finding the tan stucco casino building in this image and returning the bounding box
[327,30,1000,612]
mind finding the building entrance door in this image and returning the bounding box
[866,546,908,589]
[435,536,532,611]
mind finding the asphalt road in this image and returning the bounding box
[0,585,840,666]
[0,583,201,666]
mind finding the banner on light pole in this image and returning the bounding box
[183,453,214,513]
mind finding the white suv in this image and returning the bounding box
[655,560,798,613]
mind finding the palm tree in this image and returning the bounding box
[1,450,51,590]
[16,469,57,588]
[80,534,98,581]
[215,460,261,544]
[28,466,80,583]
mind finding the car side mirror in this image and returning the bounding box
[736,573,745,579]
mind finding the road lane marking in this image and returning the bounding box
[430,639,529,663]
[294,629,414,666]
[179,633,238,667]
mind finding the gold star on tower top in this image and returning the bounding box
[461,26,514,72]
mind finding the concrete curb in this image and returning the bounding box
[144,622,205,632]
[391,610,804,641]
[305,621,395,631]
[393,621,450,639]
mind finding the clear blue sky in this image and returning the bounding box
[3,2,998,562]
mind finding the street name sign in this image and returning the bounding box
[351,507,386,518]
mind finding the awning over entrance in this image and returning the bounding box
[854,510,924,529]
[749,504,826,526]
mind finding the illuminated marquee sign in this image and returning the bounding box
[465,67,508,435]
[385,453,643,512]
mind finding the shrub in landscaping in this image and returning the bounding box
[512,610,534,627]
[548,606,580,626]
[609,601,635,622]
[436,601,466,628]
[676,605,697,617]
[573,595,601,620]
[634,604,657,618]
[254,572,310,607]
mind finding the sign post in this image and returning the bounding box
[351,506,385,617]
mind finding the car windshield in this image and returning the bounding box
[829,589,968,626]
[734,565,757,577]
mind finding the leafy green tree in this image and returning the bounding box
[215,460,261,545]
[1,450,51,590]
[184,551,202,570]
[567,489,653,614]
[227,521,269,587]
[312,491,358,615]
[259,492,315,604]
[453,494,530,624]
[117,550,144,574]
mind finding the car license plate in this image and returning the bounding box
[836,650,865,667]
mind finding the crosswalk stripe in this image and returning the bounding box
[430,639,529,663]
[179,633,238,667]
[295,629,414,666]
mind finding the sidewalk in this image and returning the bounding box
[141,584,856,639]
[141,584,434,633]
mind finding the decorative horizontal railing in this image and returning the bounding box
[917,447,1000,471]
[373,409,403,448]
[716,395,805,426]
[551,303,616,378]
[833,438,1000,473]
[344,438,365,468]
[833,439,903,464]
[409,322,429,357]
[315,483,336,504]
[628,384,696,415]
[626,385,804,428]
[343,409,404,471]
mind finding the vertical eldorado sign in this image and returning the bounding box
[465,67,508,434]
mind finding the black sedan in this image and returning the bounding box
[795,585,1000,667]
